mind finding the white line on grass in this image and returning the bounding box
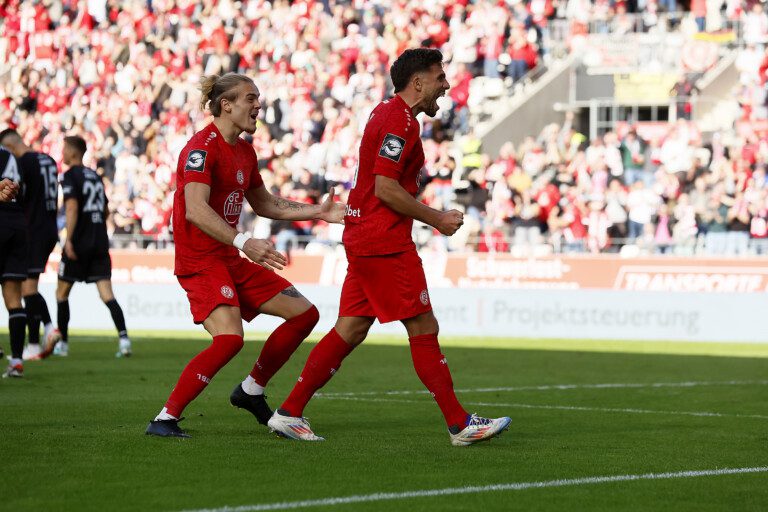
[319,396,768,420]
[179,466,768,512]
[317,380,768,398]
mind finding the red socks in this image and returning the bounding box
[280,328,354,417]
[409,333,468,428]
[164,334,244,418]
[250,306,319,386]
[163,307,318,418]
[278,329,467,428]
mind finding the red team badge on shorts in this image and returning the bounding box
[420,289,430,305]
[221,286,234,299]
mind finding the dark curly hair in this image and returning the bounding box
[390,48,444,93]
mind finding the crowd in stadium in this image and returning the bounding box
[1,0,767,255]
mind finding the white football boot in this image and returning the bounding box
[449,414,512,447]
[117,337,132,358]
[267,411,325,441]
[39,328,62,359]
[2,361,23,378]
[22,343,42,361]
[52,341,69,357]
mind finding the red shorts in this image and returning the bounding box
[177,257,292,324]
[339,249,432,323]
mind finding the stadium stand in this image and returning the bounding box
[0,0,766,255]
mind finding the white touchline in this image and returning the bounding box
[317,380,768,398]
[318,396,768,420]
[179,466,768,512]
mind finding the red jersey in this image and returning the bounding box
[343,95,425,256]
[173,123,264,275]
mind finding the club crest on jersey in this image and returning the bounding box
[223,189,244,223]
[185,150,207,172]
[379,133,405,162]
[236,170,244,185]
[420,289,430,305]
[220,286,234,299]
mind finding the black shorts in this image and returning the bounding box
[0,224,28,281]
[58,252,112,283]
[28,234,58,277]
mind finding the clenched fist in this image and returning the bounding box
[436,209,464,236]
[0,179,19,202]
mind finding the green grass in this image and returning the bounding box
[1,333,767,511]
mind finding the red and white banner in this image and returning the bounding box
[41,251,768,294]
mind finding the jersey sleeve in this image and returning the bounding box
[371,112,416,180]
[61,170,79,202]
[180,143,215,186]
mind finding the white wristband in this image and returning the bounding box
[233,232,252,250]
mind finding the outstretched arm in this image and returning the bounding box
[374,175,463,235]
[245,184,345,223]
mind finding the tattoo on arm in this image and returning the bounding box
[280,286,304,298]
[272,197,306,212]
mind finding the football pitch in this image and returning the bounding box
[1,332,767,511]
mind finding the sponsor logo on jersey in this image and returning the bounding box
[220,285,234,299]
[204,131,217,146]
[185,150,207,172]
[345,204,361,218]
[379,133,405,162]
[419,289,430,305]
[223,189,244,223]
[236,170,244,185]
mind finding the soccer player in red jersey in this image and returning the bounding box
[146,73,345,438]
[268,49,511,446]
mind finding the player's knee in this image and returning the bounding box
[217,334,244,357]
[55,283,71,302]
[4,297,22,309]
[346,324,372,346]
[301,304,320,329]
[230,337,245,355]
[404,311,439,338]
[21,280,37,295]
